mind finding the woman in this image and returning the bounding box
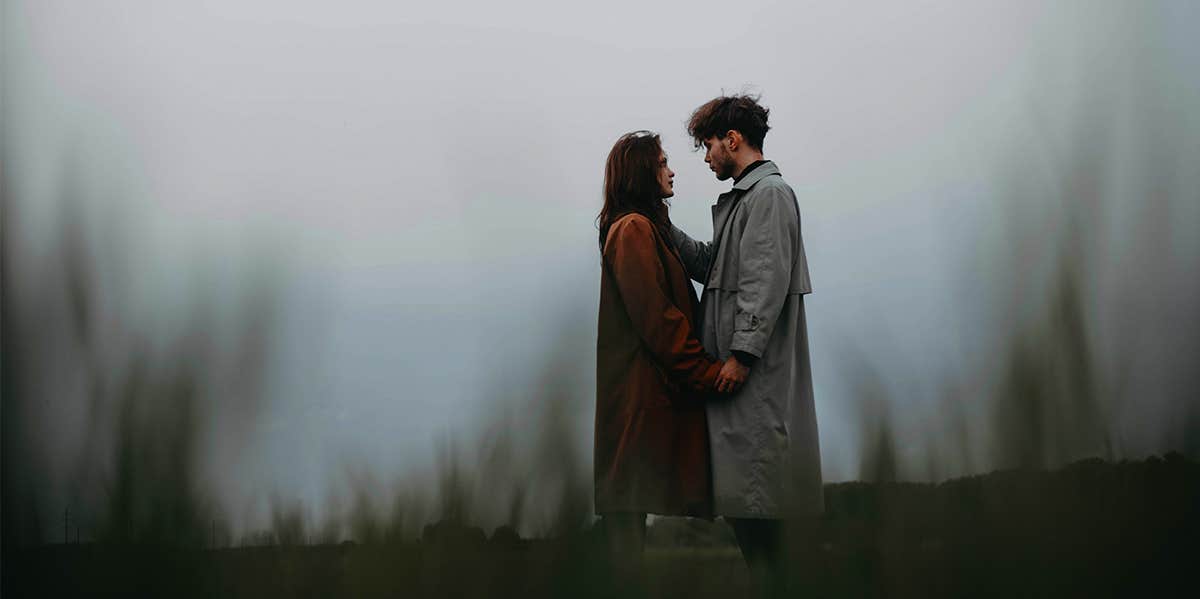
[594,131,730,578]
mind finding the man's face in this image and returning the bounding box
[656,151,675,198]
[702,135,737,181]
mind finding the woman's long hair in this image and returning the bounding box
[597,130,669,250]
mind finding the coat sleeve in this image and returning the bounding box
[669,224,713,284]
[605,217,721,394]
[730,184,798,359]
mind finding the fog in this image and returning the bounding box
[4,1,1198,540]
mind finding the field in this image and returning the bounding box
[6,454,1196,598]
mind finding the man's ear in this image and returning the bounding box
[725,130,742,152]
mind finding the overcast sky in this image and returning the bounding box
[5,1,1198,531]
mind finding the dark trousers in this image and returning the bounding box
[727,517,787,598]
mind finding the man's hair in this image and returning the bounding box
[686,93,771,150]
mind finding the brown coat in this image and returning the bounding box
[595,213,722,517]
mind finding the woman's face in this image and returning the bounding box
[656,151,675,199]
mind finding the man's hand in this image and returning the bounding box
[715,355,750,394]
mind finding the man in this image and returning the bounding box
[671,94,823,596]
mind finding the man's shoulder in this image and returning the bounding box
[754,173,793,191]
[743,174,796,202]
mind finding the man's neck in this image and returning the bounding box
[733,154,766,180]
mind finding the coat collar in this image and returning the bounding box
[710,161,779,235]
[731,160,780,192]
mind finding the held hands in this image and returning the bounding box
[715,355,750,394]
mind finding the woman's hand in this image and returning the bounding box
[715,356,750,394]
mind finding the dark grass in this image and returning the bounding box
[6,454,1196,598]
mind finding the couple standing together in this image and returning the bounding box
[594,94,822,593]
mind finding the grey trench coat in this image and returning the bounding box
[670,161,823,518]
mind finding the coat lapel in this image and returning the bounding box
[704,162,782,288]
[705,190,740,286]
[711,190,738,240]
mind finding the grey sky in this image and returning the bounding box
[5,1,1198,532]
